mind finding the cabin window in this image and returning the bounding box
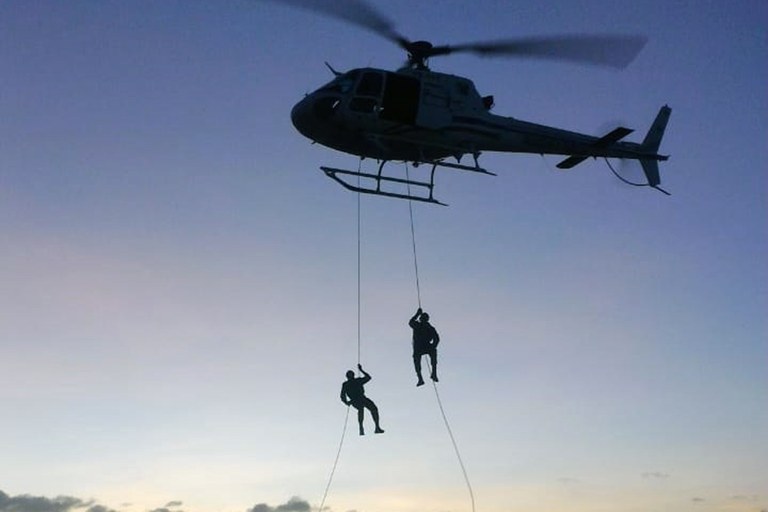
[356,72,383,97]
[349,97,378,113]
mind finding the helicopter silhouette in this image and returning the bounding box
[277,0,672,204]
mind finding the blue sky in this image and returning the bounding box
[1,1,766,511]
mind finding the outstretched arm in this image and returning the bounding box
[357,364,372,384]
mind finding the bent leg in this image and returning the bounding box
[363,397,384,433]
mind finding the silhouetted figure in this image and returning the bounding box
[409,307,440,386]
[340,364,384,436]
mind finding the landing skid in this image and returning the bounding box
[321,156,496,206]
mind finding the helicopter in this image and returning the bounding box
[277,0,672,205]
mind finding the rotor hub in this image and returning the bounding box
[406,40,435,69]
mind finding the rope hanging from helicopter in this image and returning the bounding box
[357,170,362,366]
[318,165,365,512]
[405,164,422,308]
[405,163,477,512]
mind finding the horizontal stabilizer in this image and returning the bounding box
[556,126,634,169]
[595,126,634,146]
[556,154,589,169]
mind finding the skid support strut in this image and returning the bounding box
[321,156,495,206]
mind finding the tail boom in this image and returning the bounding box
[557,105,672,190]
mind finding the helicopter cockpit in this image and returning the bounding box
[306,68,423,124]
[318,70,360,95]
[310,69,394,120]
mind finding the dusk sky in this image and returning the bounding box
[1,1,766,512]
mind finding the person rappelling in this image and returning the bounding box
[409,307,440,386]
[340,364,385,436]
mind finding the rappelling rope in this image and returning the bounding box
[318,406,349,511]
[357,163,362,366]
[405,163,422,307]
[319,162,365,511]
[429,362,476,512]
[404,163,476,512]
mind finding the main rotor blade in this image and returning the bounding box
[433,34,647,69]
[263,0,410,48]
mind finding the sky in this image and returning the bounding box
[1,1,766,511]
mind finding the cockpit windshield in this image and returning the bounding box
[318,70,360,94]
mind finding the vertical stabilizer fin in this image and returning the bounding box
[642,105,672,153]
[640,159,661,187]
[640,105,671,189]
